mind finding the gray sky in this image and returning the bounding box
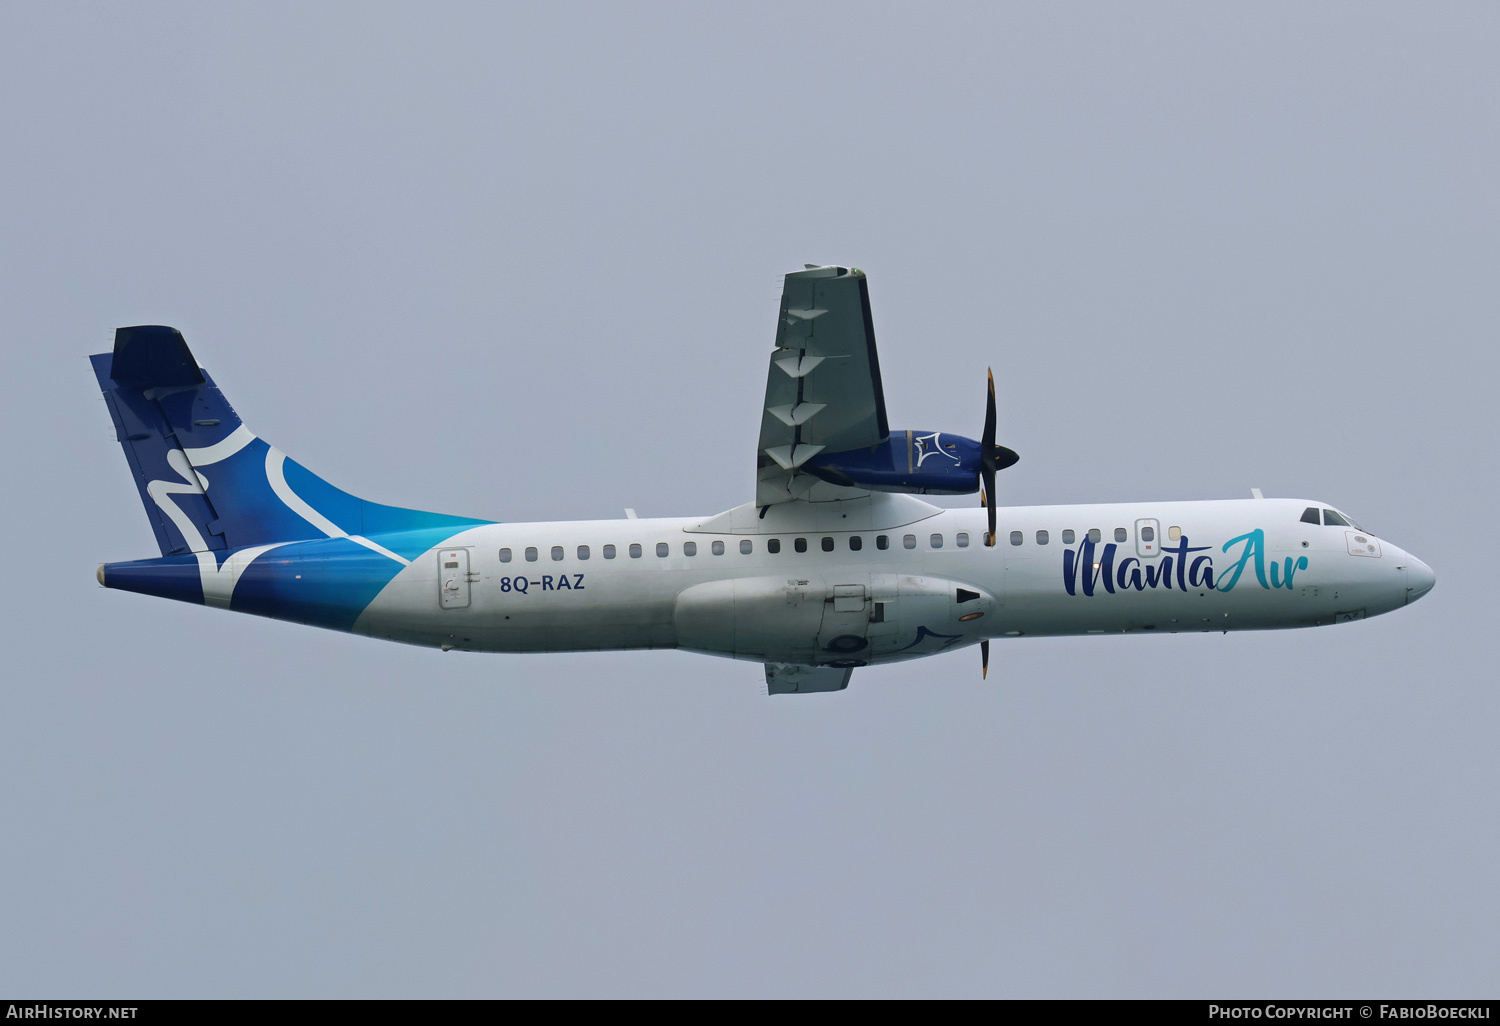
[1,1,1495,997]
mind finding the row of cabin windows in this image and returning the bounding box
[496,516,1354,560]
[1005,525,1180,546]
[493,527,1219,560]
[496,532,976,562]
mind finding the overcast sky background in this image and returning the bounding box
[1,1,1495,998]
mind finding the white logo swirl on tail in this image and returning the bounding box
[264,449,410,565]
[145,427,411,608]
[145,445,288,608]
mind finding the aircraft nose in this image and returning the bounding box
[1404,557,1436,605]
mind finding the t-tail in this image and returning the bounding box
[93,326,491,630]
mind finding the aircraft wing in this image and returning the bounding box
[755,265,890,505]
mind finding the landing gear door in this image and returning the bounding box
[439,549,471,609]
[818,578,871,660]
[1135,518,1161,558]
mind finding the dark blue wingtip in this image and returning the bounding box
[110,325,204,388]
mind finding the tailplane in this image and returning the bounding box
[93,326,490,558]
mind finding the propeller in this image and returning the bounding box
[980,368,1020,546]
[981,639,990,680]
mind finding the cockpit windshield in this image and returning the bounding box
[1301,506,1366,532]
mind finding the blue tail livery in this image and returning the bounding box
[93,326,492,630]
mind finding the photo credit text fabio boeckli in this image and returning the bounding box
[1209,1008,1492,1021]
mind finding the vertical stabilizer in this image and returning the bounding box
[93,326,491,558]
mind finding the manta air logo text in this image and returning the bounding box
[1063,529,1309,596]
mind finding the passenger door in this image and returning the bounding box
[439,548,472,609]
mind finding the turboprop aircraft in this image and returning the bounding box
[93,264,1435,694]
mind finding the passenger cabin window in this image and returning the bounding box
[876,535,889,550]
[794,538,808,553]
[551,546,564,561]
[1062,529,1075,545]
[822,537,835,552]
[768,538,781,554]
[740,539,753,554]
[525,547,539,562]
[1036,530,1049,545]
[1301,507,1321,525]
[683,541,697,556]
[903,534,916,549]
[629,543,642,558]
[1140,526,1154,543]
[656,542,670,557]
[1168,526,1181,541]
[603,544,616,559]
[1114,528,1127,543]
[711,540,724,555]
[1010,530,1022,546]
[499,548,512,563]
[849,535,863,551]
[956,532,969,548]
[1087,529,1101,544]
[1323,509,1350,527]
[930,533,943,549]
[577,545,590,560]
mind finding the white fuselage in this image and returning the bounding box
[351,495,1430,666]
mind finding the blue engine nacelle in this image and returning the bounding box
[801,431,1017,495]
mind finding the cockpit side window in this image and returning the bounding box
[1322,509,1350,527]
[1300,507,1321,525]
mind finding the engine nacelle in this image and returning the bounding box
[801,430,1015,495]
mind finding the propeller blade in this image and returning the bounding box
[983,368,999,545]
[982,368,997,457]
[983,465,996,546]
[981,639,990,679]
[979,366,1014,544]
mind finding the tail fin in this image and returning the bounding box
[93,326,490,557]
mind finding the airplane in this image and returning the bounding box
[92,264,1435,694]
